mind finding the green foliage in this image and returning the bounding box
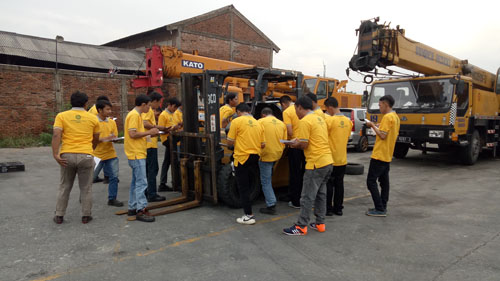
[0,133,53,148]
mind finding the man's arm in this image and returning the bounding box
[92,133,100,149]
[290,139,308,150]
[286,124,293,138]
[366,121,388,140]
[51,128,67,166]
[143,120,155,129]
[128,128,160,139]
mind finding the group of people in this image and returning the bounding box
[225,93,400,236]
[51,89,399,232]
[52,91,182,224]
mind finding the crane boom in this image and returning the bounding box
[349,18,496,90]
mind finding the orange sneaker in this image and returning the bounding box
[309,223,325,232]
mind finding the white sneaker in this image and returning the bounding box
[236,215,256,225]
[288,201,300,209]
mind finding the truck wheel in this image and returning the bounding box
[356,136,369,152]
[216,164,261,208]
[460,130,481,165]
[345,163,364,175]
[393,143,410,159]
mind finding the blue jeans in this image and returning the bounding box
[101,157,119,200]
[128,159,148,211]
[93,159,109,181]
[259,161,277,207]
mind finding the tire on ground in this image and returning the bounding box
[356,136,369,152]
[393,143,410,159]
[345,162,364,175]
[216,163,261,208]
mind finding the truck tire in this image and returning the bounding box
[345,163,364,175]
[216,164,261,208]
[460,130,481,165]
[356,136,369,152]
[393,143,410,159]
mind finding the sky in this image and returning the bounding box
[1,0,500,94]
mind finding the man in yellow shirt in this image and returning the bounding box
[52,91,100,224]
[257,107,287,215]
[220,92,238,129]
[365,95,400,217]
[279,95,305,208]
[124,94,159,222]
[283,96,333,236]
[93,99,123,207]
[90,95,111,183]
[142,92,166,202]
[324,97,352,216]
[158,97,181,192]
[227,103,265,225]
[306,93,326,119]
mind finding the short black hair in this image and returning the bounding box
[236,103,251,113]
[379,95,395,108]
[295,96,313,110]
[225,92,237,104]
[148,91,163,102]
[71,91,88,107]
[305,93,318,103]
[324,97,339,108]
[166,97,181,107]
[261,107,273,116]
[135,94,151,106]
[96,99,112,110]
[279,95,292,105]
[96,95,110,102]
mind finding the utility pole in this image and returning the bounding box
[323,61,326,78]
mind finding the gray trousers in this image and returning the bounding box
[55,153,94,216]
[297,164,333,226]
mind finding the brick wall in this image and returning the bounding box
[232,15,269,46]
[233,42,271,67]
[0,64,143,138]
[184,14,231,38]
[181,32,231,61]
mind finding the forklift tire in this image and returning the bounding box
[460,130,480,165]
[217,164,261,208]
[345,163,364,175]
[393,143,410,159]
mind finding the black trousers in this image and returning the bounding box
[145,148,159,198]
[234,154,259,215]
[366,159,390,211]
[326,165,346,212]
[159,138,171,185]
[288,148,305,206]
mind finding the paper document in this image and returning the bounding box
[280,139,294,144]
[94,157,101,170]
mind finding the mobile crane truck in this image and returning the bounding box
[349,17,500,164]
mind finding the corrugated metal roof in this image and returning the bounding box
[0,30,146,71]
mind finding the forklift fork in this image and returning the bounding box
[115,158,203,220]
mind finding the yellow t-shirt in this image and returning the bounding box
[173,109,183,126]
[258,116,287,162]
[326,114,353,166]
[53,109,100,155]
[227,115,264,166]
[88,104,98,115]
[282,104,300,139]
[297,112,333,169]
[220,104,235,127]
[158,109,175,143]
[93,118,118,160]
[141,108,158,149]
[124,109,147,160]
[314,107,326,119]
[371,111,400,163]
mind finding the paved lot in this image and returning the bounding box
[1,144,499,281]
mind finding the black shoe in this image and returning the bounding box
[326,210,334,216]
[278,195,291,202]
[333,210,343,216]
[108,199,124,207]
[147,195,166,202]
[103,176,109,184]
[93,177,103,183]
[82,216,93,224]
[53,216,64,224]
[136,209,155,222]
[127,209,137,216]
[259,205,277,215]
[158,184,173,192]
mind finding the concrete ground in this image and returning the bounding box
[0,144,499,281]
